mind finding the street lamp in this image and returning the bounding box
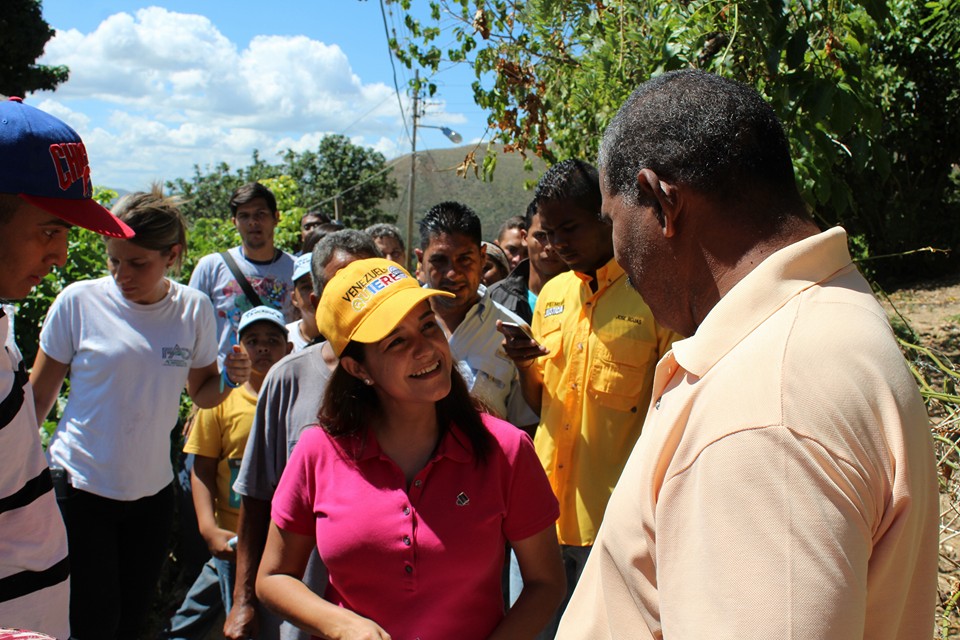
[418,124,463,144]
[405,69,464,267]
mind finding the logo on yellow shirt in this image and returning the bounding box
[544,302,564,318]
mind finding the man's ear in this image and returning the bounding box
[309,292,319,309]
[340,355,370,383]
[414,248,424,264]
[636,168,681,238]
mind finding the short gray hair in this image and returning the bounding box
[310,229,382,297]
[364,223,405,251]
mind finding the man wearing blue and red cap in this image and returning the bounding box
[0,96,134,638]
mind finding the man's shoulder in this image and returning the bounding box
[539,270,578,298]
[195,248,233,266]
[486,279,511,302]
[190,250,230,280]
[488,269,527,299]
[264,342,329,385]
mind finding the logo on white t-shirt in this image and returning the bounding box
[162,344,193,367]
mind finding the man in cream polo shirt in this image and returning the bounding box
[557,71,937,639]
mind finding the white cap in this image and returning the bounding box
[237,305,288,336]
[293,253,312,283]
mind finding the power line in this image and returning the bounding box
[334,94,394,139]
[303,159,402,210]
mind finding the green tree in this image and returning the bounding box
[0,0,69,97]
[279,134,399,228]
[165,151,281,220]
[389,0,960,279]
[168,137,399,230]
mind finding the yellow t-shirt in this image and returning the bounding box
[532,259,677,546]
[183,386,257,531]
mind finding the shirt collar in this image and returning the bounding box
[672,226,853,378]
[573,256,625,291]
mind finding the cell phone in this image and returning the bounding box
[499,321,535,342]
[227,536,238,549]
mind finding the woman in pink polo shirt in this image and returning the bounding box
[257,257,564,640]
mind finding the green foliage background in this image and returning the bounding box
[388,0,960,281]
[0,0,69,96]
[166,134,399,230]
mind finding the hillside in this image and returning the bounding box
[381,144,550,242]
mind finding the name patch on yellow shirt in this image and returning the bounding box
[544,302,564,318]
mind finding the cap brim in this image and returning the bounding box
[19,194,135,239]
[351,286,454,345]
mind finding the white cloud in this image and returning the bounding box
[33,98,90,130]
[32,7,413,190]
[371,136,404,160]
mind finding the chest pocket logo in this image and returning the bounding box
[543,302,564,318]
[162,344,192,367]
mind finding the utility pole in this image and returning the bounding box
[405,69,420,270]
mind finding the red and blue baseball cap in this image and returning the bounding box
[0,97,134,239]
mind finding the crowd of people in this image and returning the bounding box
[0,69,939,640]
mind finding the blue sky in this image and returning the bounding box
[32,1,487,191]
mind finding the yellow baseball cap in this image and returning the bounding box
[317,257,454,357]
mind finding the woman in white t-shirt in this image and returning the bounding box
[30,185,250,640]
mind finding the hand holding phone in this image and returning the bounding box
[498,321,535,342]
[497,320,548,366]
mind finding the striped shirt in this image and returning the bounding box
[0,306,69,638]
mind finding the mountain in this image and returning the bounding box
[381,143,549,242]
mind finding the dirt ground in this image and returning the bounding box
[881,274,960,356]
[881,274,960,639]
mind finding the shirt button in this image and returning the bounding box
[571,382,578,390]
[405,565,413,574]
[558,463,565,469]
[577,342,583,351]
[564,423,570,430]
[413,479,422,488]
[402,535,411,546]
[403,506,411,515]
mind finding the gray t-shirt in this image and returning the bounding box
[234,341,331,640]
